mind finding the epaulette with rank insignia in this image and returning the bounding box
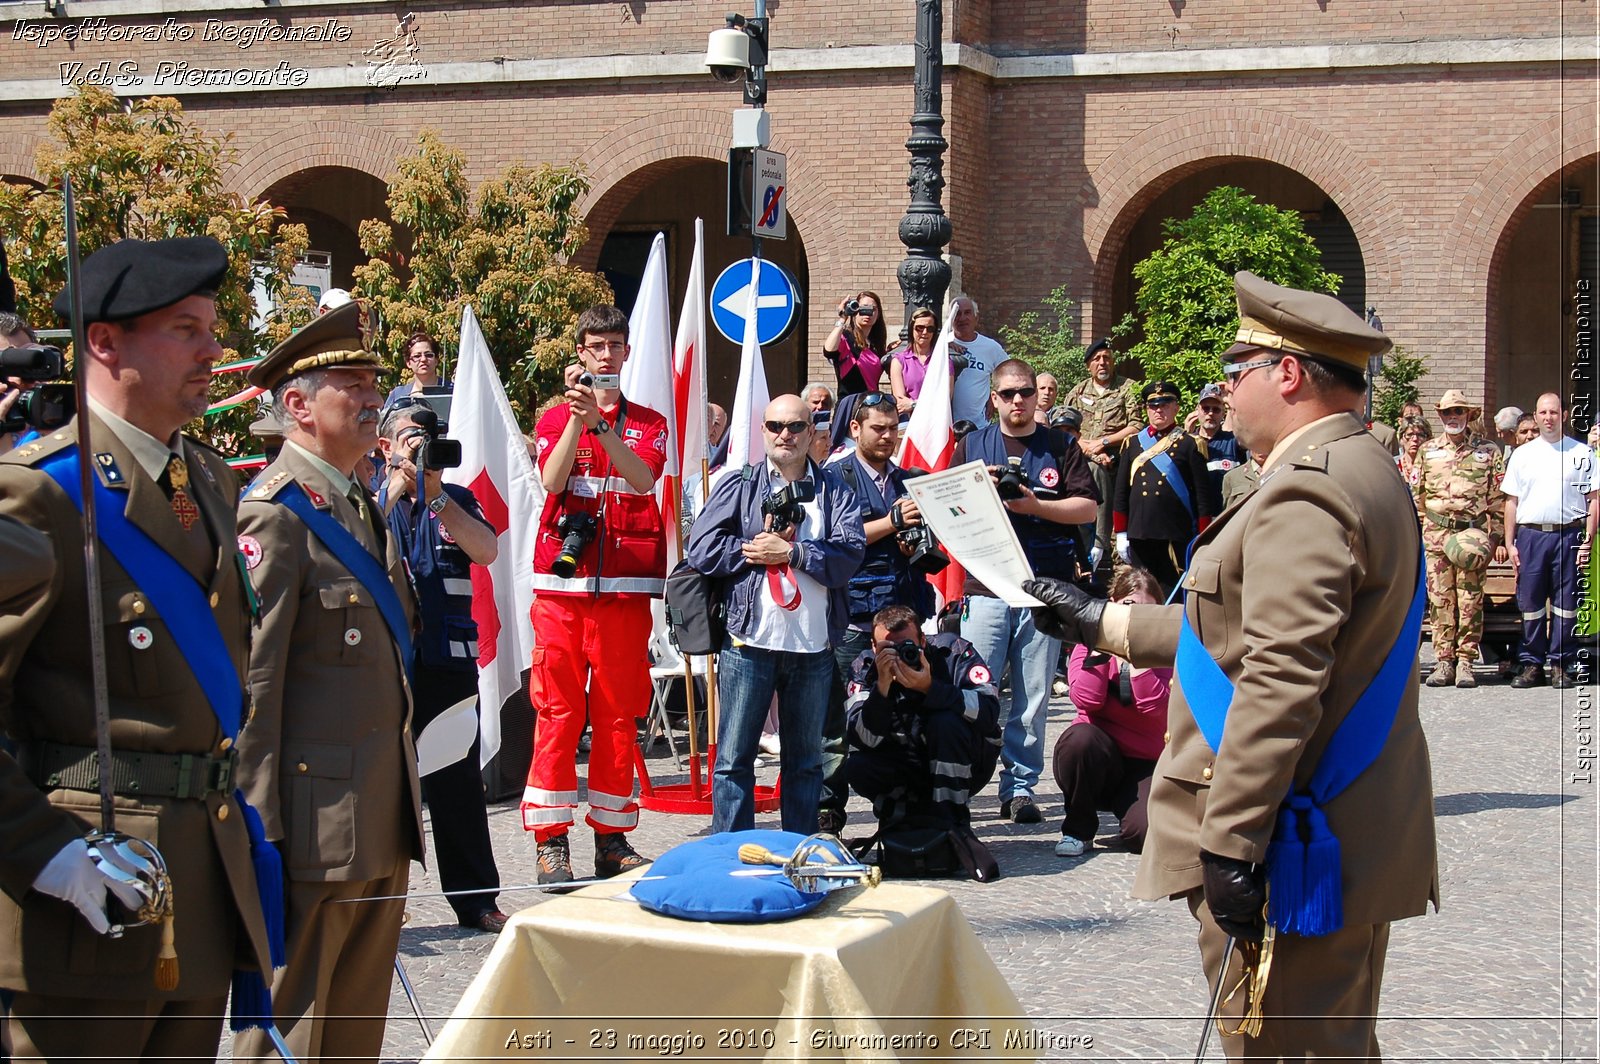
[1286,444,1332,473]
[246,470,295,501]
[2,428,75,468]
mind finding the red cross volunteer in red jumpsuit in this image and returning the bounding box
[522,306,669,884]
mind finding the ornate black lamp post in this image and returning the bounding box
[895,0,953,340]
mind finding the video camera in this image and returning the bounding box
[889,473,949,575]
[550,511,598,579]
[0,343,74,435]
[762,481,815,536]
[404,404,461,470]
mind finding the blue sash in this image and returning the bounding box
[270,480,414,678]
[1137,427,1193,516]
[41,450,244,736]
[1174,549,1426,936]
[39,449,286,1025]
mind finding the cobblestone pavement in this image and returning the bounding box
[237,657,1599,1062]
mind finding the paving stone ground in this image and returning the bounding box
[241,653,1600,1062]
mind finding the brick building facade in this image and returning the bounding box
[0,0,1594,414]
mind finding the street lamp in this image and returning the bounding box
[895,0,952,341]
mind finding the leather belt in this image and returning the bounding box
[1424,511,1485,532]
[1523,521,1584,533]
[21,741,238,800]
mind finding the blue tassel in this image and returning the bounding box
[1265,802,1304,931]
[230,970,274,1033]
[1298,804,1343,936]
[228,791,289,1032]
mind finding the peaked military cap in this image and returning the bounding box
[1140,379,1181,404]
[247,300,382,390]
[1224,271,1391,372]
[52,237,228,324]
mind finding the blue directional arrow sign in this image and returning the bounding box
[709,258,801,346]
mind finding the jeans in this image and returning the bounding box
[960,594,1061,802]
[713,640,833,833]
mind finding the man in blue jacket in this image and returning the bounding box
[685,394,866,833]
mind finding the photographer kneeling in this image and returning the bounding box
[845,605,1001,832]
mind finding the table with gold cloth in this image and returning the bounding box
[423,872,1030,1060]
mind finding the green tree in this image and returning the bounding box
[1372,344,1429,425]
[353,130,612,416]
[997,284,1088,389]
[1117,186,1339,403]
[0,87,311,452]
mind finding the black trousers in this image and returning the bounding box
[1129,538,1185,597]
[1051,721,1156,851]
[412,665,502,923]
[821,629,873,817]
[846,709,1000,829]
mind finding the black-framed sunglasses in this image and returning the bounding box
[996,386,1037,402]
[857,392,895,410]
[764,419,810,436]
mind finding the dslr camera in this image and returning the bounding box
[895,639,922,667]
[404,404,461,470]
[994,456,1029,500]
[762,481,815,537]
[550,511,599,579]
[0,343,74,435]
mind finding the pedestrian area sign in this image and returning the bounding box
[709,258,801,346]
[752,149,787,240]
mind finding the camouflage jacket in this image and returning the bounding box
[1064,375,1143,442]
[1415,432,1506,540]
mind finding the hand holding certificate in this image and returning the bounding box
[903,461,1044,608]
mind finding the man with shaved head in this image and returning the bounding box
[686,394,865,833]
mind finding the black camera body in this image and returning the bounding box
[550,511,599,579]
[841,298,860,317]
[895,639,922,667]
[406,405,462,470]
[0,345,74,435]
[762,481,815,536]
[896,523,950,575]
[995,457,1029,500]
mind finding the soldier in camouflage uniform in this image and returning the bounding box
[1415,389,1507,688]
[1064,339,1143,570]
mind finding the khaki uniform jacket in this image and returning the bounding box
[0,416,273,998]
[235,446,424,882]
[1125,413,1439,927]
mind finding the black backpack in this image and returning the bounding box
[664,560,724,655]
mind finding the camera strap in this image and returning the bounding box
[765,563,802,611]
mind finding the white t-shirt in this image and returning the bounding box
[744,463,830,654]
[950,332,1007,426]
[1502,435,1596,524]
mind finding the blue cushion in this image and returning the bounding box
[631,830,828,923]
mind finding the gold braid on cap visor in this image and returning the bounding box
[283,348,382,378]
[1234,315,1374,367]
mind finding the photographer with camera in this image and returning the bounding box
[953,358,1099,824]
[823,292,887,398]
[845,605,1001,833]
[0,311,36,453]
[813,393,942,833]
[0,312,74,456]
[523,306,669,884]
[375,396,505,932]
[685,394,865,835]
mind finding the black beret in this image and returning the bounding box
[1084,338,1112,362]
[53,237,228,324]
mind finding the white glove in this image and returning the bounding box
[1115,533,1131,564]
[1088,545,1104,572]
[31,838,144,935]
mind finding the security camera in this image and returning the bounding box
[705,22,751,83]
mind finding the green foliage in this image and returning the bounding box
[997,285,1088,388]
[1116,186,1339,404]
[352,130,611,417]
[0,87,310,452]
[1372,344,1429,425]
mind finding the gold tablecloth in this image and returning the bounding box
[423,873,1030,1061]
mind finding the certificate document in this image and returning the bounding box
[903,460,1043,608]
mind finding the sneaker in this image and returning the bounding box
[536,834,573,885]
[1008,794,1042,824]
[1455,667,1477,689]
[1054,834,1087,857]
[817,809,847,836]
[1510,664,1544,689]
[1424,662,1455,687]
[758,733,782,757]
[1550,666,1575,690]
[1052,678,1069,698]
[594,831,650,879]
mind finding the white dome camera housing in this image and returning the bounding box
[705,24,751,84]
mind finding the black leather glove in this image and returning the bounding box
[1200,850,1266,944]
[1023,578,1106,646]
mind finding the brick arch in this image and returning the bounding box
[0,134,47,185]
[229,122,410,201]
[1081,107,1406,338]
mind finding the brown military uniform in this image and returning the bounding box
[1415,431,1505,669]
[0,416,274,1059]
[232,441,425,1064]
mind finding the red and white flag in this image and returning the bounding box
[725,258,770,472]
[443,305,544,765]
[897,302,965,607]
[620,232,681,563]
[673,219,709,498]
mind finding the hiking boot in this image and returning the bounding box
[1455,666,1477,689]
[1510,664,1544,689]
[1008,794,1043,824]
[594,831,650,879]
[1424,662,1455,687]
[536,834,573,885]
[1550,666,1575,690]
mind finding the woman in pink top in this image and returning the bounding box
[823,290,887,397]
[1050,567,1171,857]
[888,306,937,416]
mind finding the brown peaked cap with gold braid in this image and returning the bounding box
[1224,271,1391,373]
[247,300,382,390]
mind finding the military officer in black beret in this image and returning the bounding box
[232,301,425,1063]
[1111,380,1218,595]
[0,237,275,1061]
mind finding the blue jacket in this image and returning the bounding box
[685,460,866,643]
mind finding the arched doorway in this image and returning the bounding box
[258,165,391,290]
[584,158,810,406]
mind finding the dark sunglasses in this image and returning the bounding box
[911,324,935,333]
[995,386,1037,402]
[764,419,810,436]
[1439,407,1468,416]
[857,392,895,410]
[1145,397,1179,407]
